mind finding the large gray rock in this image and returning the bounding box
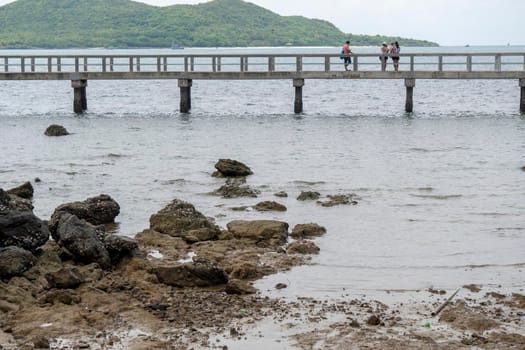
[54,212,111,269]
[0,188,33,212]
[153,257,228,288]
[149,199,221,243]
[226,220,289,247]
[50,194,120,228]
[0,189,10,212]
[0,246,37,279]
[214,159,253,177]
[0,210,50,251]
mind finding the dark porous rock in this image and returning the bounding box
[318,193,358,207]
[6,181,34,200]
[149,199,221,243]
[367,315,381,326]
[214,159,253,177]
[226,220,288,247]
[54,212,111,269]
[45,267,84,289]
[153,257,228,288]
[0,188,33,213]
[225,279,257,295]
[521,165,525,171]
[213,178,260,198]
[290,223,327,239]
[287,240,320,255]
[274,191,288,198]
[0,246,37,279]
[44,124,69,137]
[0,210,50,251]
[39,289,81,305]
[275,283,287,289]
[104,234,139,264]
[49,194,120,232]
[297,191,321,201]
[254,201,287,212]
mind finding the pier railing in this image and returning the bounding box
[1,52,524,79]
[1,52,524,114]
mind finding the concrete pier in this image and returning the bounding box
[71,79,87,113]
[520,79,525,113]
[405,78,416,113]
[293,78,304,113]
[178,79,192,113]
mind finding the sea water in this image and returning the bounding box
[1,46,524,300]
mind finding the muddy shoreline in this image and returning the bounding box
[1,161,524,349]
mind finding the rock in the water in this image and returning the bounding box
[213,178,260,198]
[287,240,320,254]
[214,159,253,177]
[226,220,288,247]
[297,191,321,201]
[0,246,37,279]
[45,267,84,289]
[225,279,256,295]
[0,210,50,251]
[6,181,34,200]
[274,191,288,198]
[254,201,287,212]
[50,194,120,230]
[290,223,327,239]
[54,213,111,269]
[149,199,220,243]
[44,124,69,136]
[104,234,139,264]
[153,257,228,287]
[318,194,358,207]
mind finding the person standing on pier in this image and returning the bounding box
[341,40,353,71]
[390,41,400,71]
[379,42,389,71]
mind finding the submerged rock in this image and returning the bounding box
[213,159,253,177]
[49,194,120,230]
[254,201,287,212]
[317,194,358,207]
[287,240,320,255]
[213,178,260,198]
[0,210,50,251]
[297,191,321,201]
[0,246,37,279]
[149,199,221,243]
[44,124,69,137]
[225,279,256,295]
[274,191,288,198]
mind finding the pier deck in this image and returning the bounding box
[1,52,524,113]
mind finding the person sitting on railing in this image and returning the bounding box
[390,41,401,71]
[380,42,389,71]
[341,40,353,71]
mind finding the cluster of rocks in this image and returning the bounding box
[1,183,134,280]
[137,196,326,294]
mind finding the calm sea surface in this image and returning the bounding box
[1,46,524,300]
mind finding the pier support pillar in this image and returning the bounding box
[405,78,416,113]
[520,79,525,113]
[71,79,87,113]
[178,79,192,113]
[293,78,304,113]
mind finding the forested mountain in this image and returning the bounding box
[0,0,437,48]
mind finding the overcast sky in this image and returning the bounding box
[0,0,522,46]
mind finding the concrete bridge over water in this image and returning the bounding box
[1,51,524,114]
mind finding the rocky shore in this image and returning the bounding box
[1,160,524,349]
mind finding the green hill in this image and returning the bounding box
[0,0,438,48]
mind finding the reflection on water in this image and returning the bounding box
[1,47,524,299]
